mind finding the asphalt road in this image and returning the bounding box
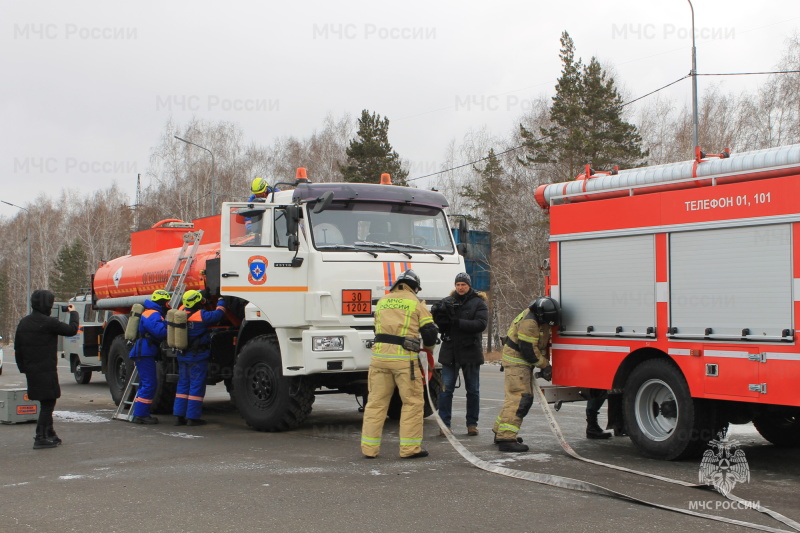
[1,351,798,533]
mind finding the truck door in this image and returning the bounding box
[219,203,308,327]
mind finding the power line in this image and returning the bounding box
[697,70,800,76]
[408,74,690,183]
[622,75,689,107]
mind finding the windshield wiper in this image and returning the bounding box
[354,241,412,259]
[316,244,378,257]
[389,242,444,260]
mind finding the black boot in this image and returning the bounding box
[46,425,62,445]
[497,440,529,453]
[33,425,58,450]
[492,429,523,444]
[586,417,612,439]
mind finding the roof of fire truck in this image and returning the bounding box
[535,144,800,210]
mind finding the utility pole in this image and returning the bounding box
[688,0,700,154]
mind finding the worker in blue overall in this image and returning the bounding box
[173,290,226,426]
[130,289,171,424]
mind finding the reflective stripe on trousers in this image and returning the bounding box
[360,358,424,458]
[492,363,533,440]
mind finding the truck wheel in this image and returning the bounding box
[74,362,92,385]
[107,336,134,405]
[386,371,442,420]
[149,359,178,415]
[753,411,800,447]
[232,336,315,431]
[623,358,723,460]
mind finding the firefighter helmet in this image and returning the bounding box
[151,289,171,304]
[182,290,204,310]
[529,297,561,326]
[251,177,269,195]
[391,269,421,293]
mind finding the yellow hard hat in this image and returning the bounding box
[151,290,171,304]
[251,177,269,195]
[182,290,204,309]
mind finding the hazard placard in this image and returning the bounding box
[342,289,371,315]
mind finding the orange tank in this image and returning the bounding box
[93,218,221,303]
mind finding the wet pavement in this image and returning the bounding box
[1,352,798,533]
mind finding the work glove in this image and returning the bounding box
[539,365,552,382]
[217,298,226,309]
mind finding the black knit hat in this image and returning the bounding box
[455,272,471,287]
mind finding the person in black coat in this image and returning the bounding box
[15,290,79,449]
[431,272,488,436]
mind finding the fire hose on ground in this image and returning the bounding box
[417,353,800,533]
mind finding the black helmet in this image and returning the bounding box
[392,269,421,293]
[529,296,561,326]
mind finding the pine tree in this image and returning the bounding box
[461,149,517,351]
[50,242,89,301]
[339,110,408,185]
[521,31,646,182]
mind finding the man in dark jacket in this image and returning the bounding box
[14,290,79,449]
[431,272,488,436]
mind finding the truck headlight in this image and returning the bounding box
[312,336,344,351]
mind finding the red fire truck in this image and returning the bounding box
[535,144,800,460]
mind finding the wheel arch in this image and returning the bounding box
[100,316,127,374]
[611,347,672,391]
[236,320,276,357]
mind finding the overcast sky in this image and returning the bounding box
[1,1,798,219]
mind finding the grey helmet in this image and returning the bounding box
[392,269,421,293]
[529,296,561,326]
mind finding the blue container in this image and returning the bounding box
[452,229,491,292]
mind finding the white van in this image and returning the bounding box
[54,290,111,384]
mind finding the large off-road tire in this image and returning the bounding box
[753,411,800,447]
[107,336,134,405]
[232,336,314,431]
[386,370,442,420]
[623,358,725,460]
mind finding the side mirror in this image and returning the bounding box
[458,217,468,236]
[285,205,301,252]
[457,242,469,257]
[312,191,334,214]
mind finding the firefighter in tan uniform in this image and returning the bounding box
[361,270,439,459]
[493,297,561,452]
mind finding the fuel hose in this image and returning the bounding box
[419,355,798,533]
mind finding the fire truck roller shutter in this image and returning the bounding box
[669,224,792,339]
[559,235,656,336]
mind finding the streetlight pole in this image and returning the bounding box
[2,201,31,314]
[174,135,216,216]
[687,0,700,153]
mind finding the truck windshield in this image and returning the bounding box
[308,201,455,254]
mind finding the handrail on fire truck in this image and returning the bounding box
[548,161,800,206]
